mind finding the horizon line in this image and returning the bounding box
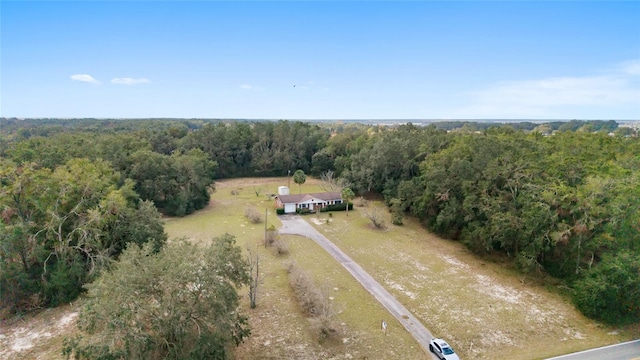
[2,117,638,122]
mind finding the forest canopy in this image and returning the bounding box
[1,118,638,324]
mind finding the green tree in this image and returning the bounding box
[64,234,251,360]
[1,158,167,313]
[170,149,217,215]
[93,133,151,172]
[293,169,306,194]
[180,122,254,178]
[249,121,329,177]
[310,148,334,176]
[389,198,404,225]
[572,251,640,323]
[126,149,216,216]
[341,187,355,216]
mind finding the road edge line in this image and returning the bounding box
[545,339,640,359]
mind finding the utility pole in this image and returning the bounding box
[264,207,268,248]
[287,169,291,188]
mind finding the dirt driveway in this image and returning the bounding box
[279,214,440,359]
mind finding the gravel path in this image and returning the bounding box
[278,215,439,359]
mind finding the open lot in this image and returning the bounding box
[1,177,635,359]
[166,177,631,360]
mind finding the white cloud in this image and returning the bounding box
[452,60,640,118]
[70,74,101,85]
[617,60,640,76]
[111,77,151,86]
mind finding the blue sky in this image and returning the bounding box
[1,1,639,120]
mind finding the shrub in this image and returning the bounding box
[264,225,278,247]
[309,314,339,341]
[324,203,353,212]
[287,263,339,341]
[389,198,404,225]
[354,197,369,207]
[273,239,289,256]
[391,212,403,225]
[276,208,285,215]
[296,208,311,215]
[43,257,87,307]
[244,207,263,223]
[0,261,41,315]
[365,207,387,229]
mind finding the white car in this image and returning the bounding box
[429,338,460,360]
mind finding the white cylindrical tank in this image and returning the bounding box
[278,186,290,195]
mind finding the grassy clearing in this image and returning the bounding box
[166,177,423,359]
[164,177,327,245]
[307,200,631,359]
[166,177,631,359]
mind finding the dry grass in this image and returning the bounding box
[287,262,340,339]
[167,177,424,359]
[166,178,424,359]
[305,201,633,359]
[231,232,426,360]
[170,177,636,359]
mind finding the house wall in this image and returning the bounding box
[278,195,343,214]
[298,199,328,211]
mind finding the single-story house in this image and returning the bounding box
[275,192,343,214]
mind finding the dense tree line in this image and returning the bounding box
[431,119,619,132]
[0,119,325,316]
[0,158,167,313]
[1,118,638,324]
[340,126,640,324]
[179,121,328,178]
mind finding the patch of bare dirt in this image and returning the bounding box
[0,305,78,360]
[379,242,619,359]
[309,217,332,225]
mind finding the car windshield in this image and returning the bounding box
[442,347,455,355]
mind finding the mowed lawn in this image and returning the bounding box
[165,177,630,360]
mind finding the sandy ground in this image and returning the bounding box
[0,306,78,360]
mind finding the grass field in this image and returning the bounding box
[1,176,635,360]
[166,177,424,360]
[304,206,624,359]
[164,177,632,360]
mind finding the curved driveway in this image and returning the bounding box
[278,215,438,358]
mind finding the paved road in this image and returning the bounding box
[278,215,439,359]
[546,339,640,360]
